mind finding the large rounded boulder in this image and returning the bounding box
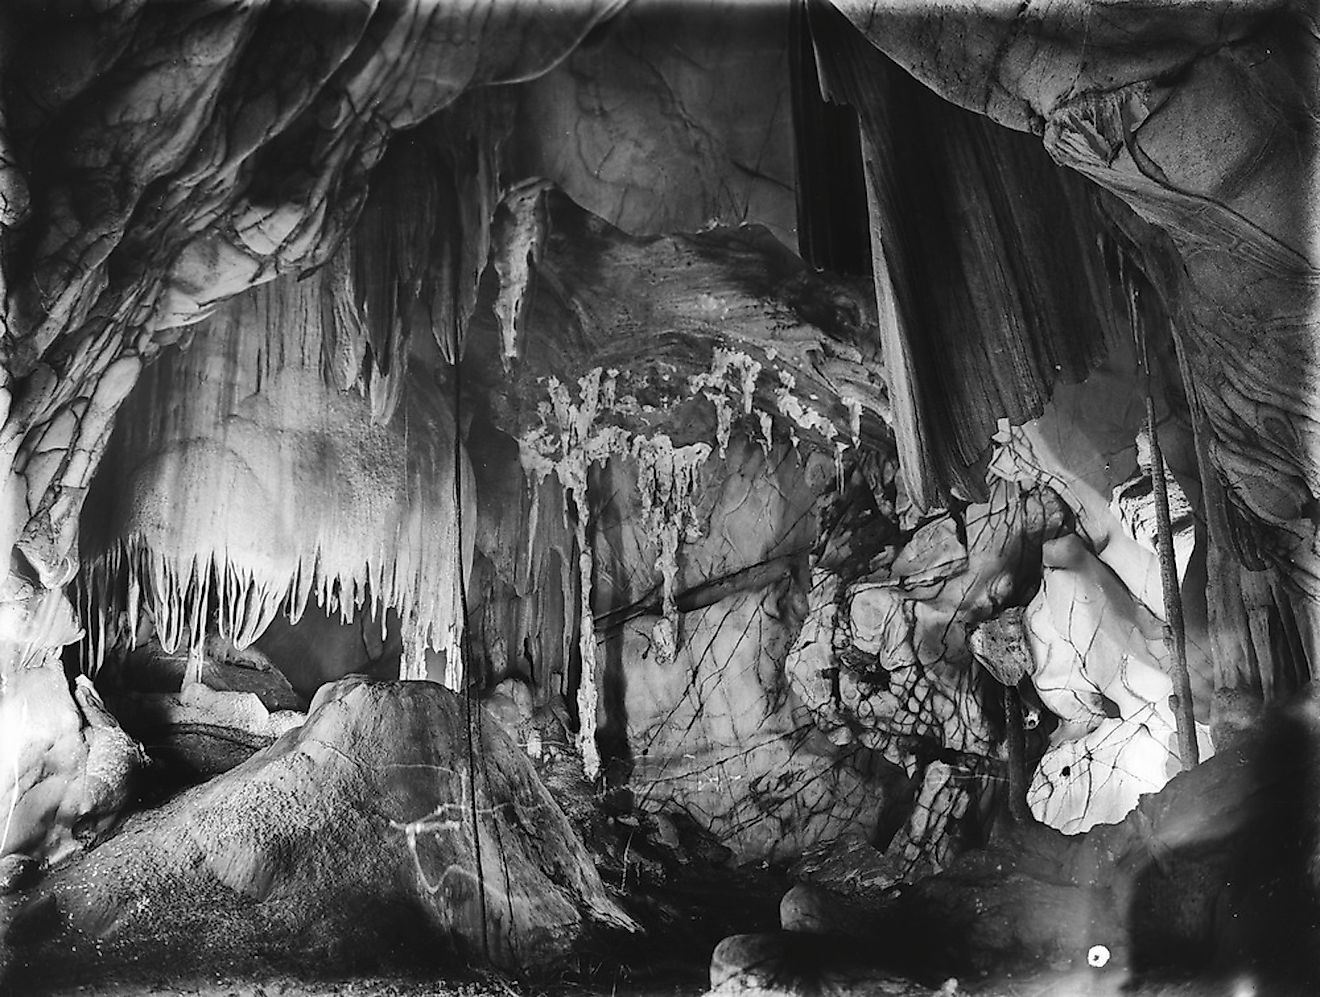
[3,678,634,988]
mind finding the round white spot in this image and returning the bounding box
[1087,944,1111,968]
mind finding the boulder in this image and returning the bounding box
[709,931,940,996]
[107,681,305,777]
[99,634,305,776]
[791,833,904,905]
[779,883,880,940]
[108,634,303,710]
[0,665,143,865]
[709,932,841,996]
[3,678,635,989]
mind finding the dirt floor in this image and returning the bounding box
[15,971,706,997]
[12,966,1279,997]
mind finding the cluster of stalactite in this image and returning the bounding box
[77,261,473,688]
[0,0,618,681]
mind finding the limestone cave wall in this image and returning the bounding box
[0,0,1317,991]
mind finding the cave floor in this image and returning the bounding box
[14,971,710,996]
[17,967,1255,997]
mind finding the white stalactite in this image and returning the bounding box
[633,434,711,667]
[688,348,762,458]
[519,367,717,777]
[491,180,552,371]
[77,269,474,690]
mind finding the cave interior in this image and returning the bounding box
[1,0,1319,995]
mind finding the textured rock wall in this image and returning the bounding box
[604,438,886,859]
[826,0,1320,691]
[808,5,1141,506]
[1,1,617,600]
[517,0,799,246]
[1,0,1314,898]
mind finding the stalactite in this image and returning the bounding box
[773,370,840,444]
[520,369,616,777]
[491,180,552,372]
[511,331,873,776]
[519,367,720,775]
[843,396,863,448]
[78,264,474,690]
[688,348,763,458]
[321,250,370,395]
[633,434,712,666]
[757,411,774,455]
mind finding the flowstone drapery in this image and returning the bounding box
[79,265,475,688]
[1,2,620,867]
[988,350,1217,832]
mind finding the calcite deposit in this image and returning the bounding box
[0,0,1316,992]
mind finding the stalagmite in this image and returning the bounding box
[569,487,600,778]
[969,608,1034,823]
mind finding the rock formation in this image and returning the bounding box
[3,678,635,986]
[0,0,1316,991]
